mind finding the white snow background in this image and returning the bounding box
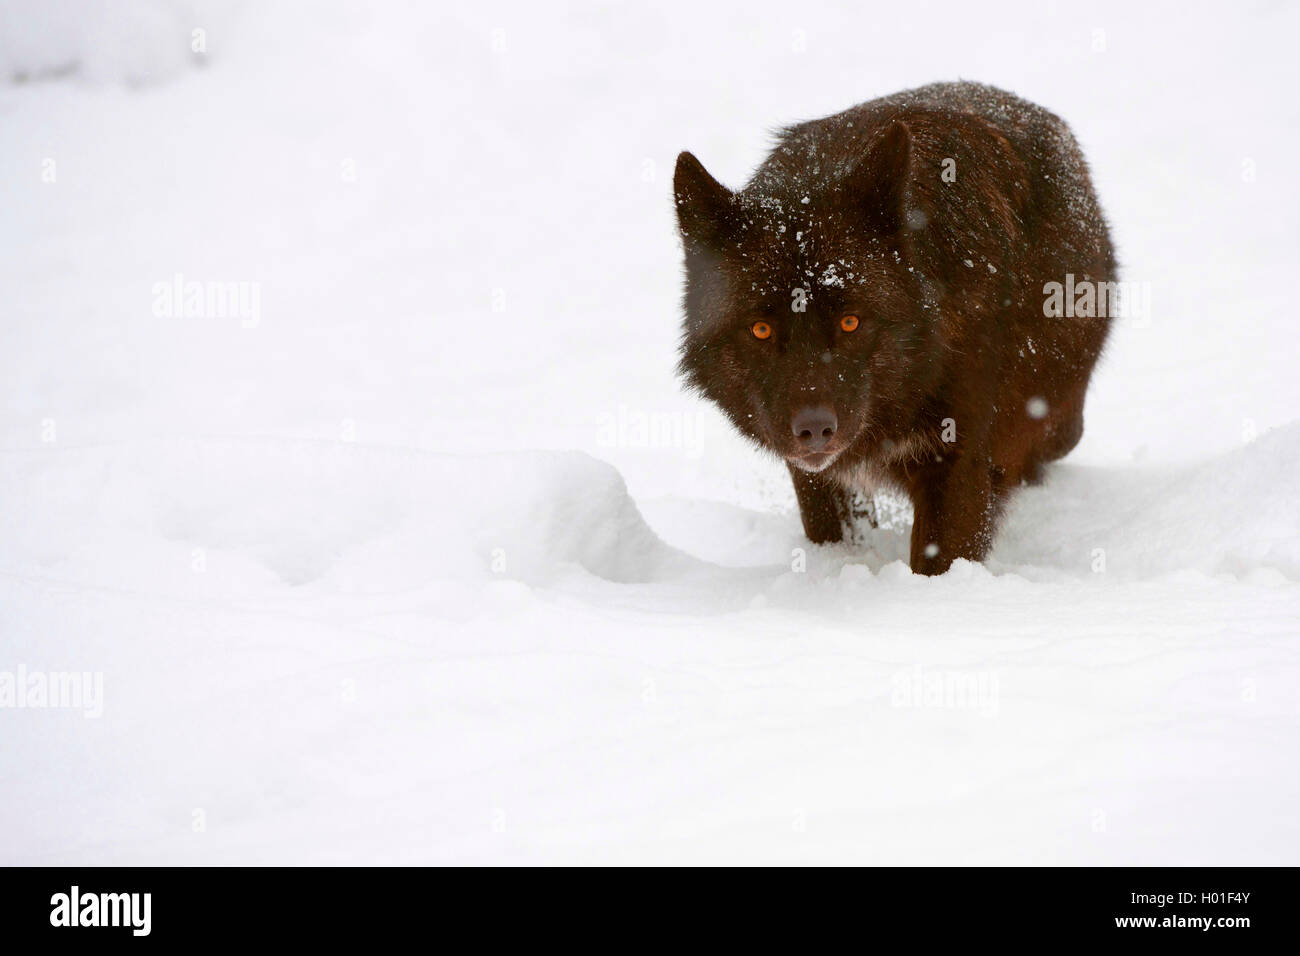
[1,0,1297,864]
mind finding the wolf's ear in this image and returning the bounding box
[673,151,733,247]
[846,120,915,236]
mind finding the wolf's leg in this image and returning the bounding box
[1022,406,1085,486]
[788,464,848,544]
[907,452,996,575]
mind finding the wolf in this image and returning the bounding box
[672,81,1114,574]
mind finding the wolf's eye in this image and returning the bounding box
[751,321,773,340]
[840,314,860,333]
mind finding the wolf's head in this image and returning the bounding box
[672,122,946,474]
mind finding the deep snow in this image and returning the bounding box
[1,0,1298,864]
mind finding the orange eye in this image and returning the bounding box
[840,314,860,333]
[751,321,773,340]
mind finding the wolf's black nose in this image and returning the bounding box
[791,406,837,451]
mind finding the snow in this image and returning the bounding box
[1,0,1298,864]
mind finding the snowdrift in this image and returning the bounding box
[1,428,1297,864]
[2,423,1294,611]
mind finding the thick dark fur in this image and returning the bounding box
[673,81,1114,574]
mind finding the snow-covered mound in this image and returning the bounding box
[992,423,1300,581]
[5,421,1288,611]
[0,440,695,595]
[2,432,1297,864]
[644,423,1300,587]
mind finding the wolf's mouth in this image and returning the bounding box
[787,448,843,473]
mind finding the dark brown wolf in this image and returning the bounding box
[673,81,1114,574]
